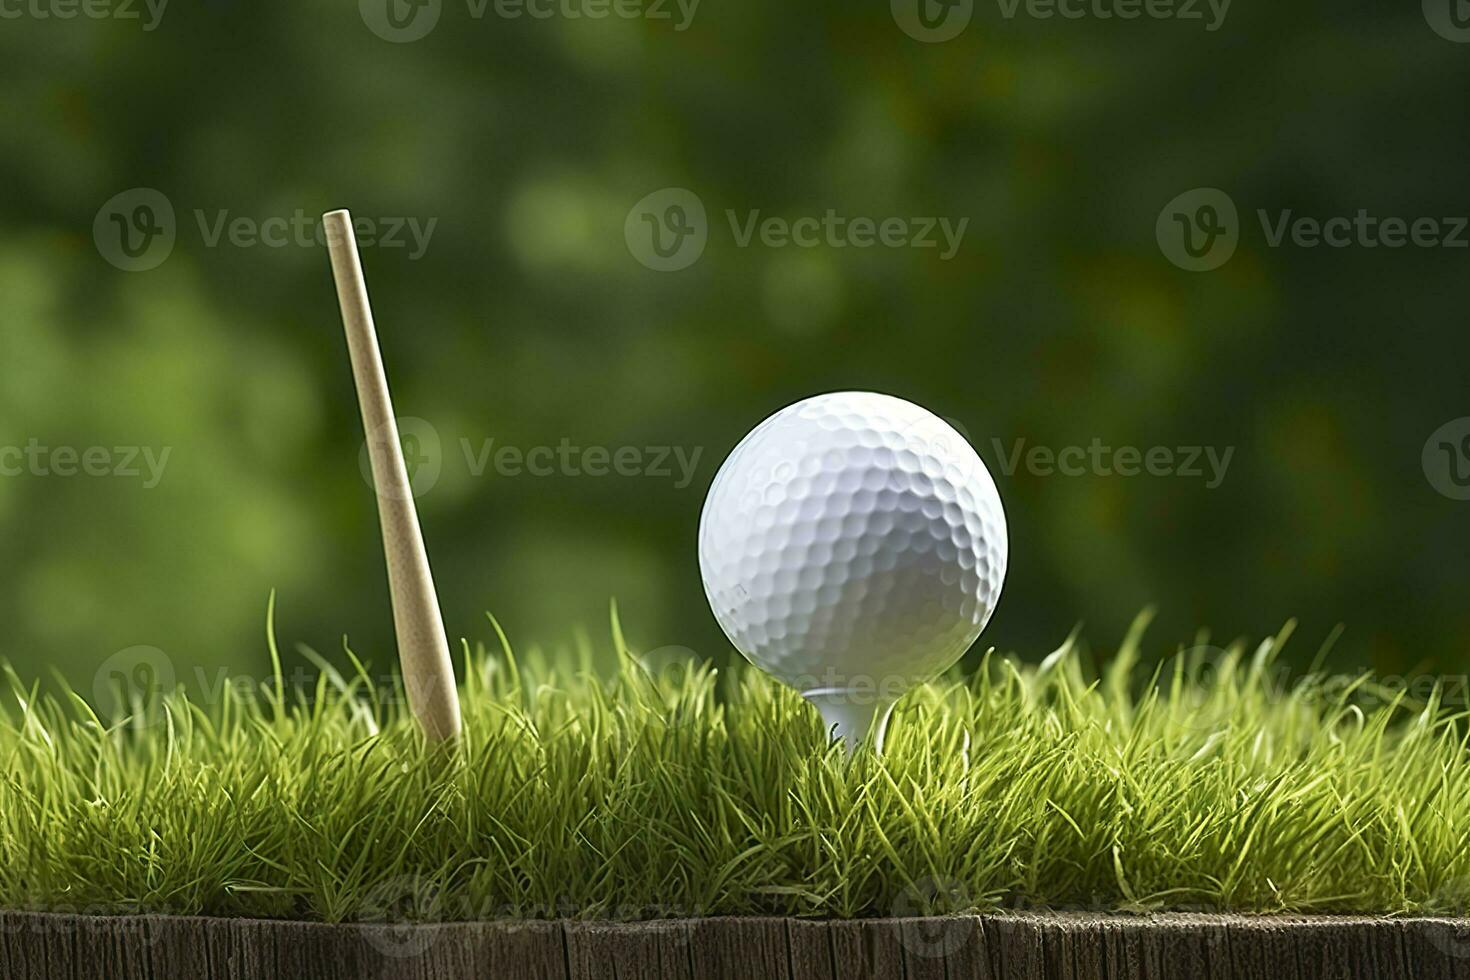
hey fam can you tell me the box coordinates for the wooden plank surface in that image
[0,910,1461,979]
[785,918,835,979]
[564,920,692,980]
[986,914,1046,980]
[687,917,792,980]
[827,919,905,980]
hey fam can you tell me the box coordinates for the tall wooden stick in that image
[323,209,461,741]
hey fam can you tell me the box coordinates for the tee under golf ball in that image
[698,391,1007,749]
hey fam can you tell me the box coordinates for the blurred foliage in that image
[0,0,1466,689]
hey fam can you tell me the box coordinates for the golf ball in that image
[699,392,1007,710]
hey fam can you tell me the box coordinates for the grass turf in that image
[1,605,1468,925]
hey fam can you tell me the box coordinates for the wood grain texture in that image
[323,207,461,743]
[688,917,792,980]
[565,919,692,980]
[0,910,1464,979]
[785,918,835,979]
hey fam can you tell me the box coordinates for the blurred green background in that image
[0,0,1467,692]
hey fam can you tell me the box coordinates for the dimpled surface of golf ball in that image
[699,392,1007,692]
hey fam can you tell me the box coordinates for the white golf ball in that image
[699,391,1007,745]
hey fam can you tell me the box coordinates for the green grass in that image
[0,606,1468,925]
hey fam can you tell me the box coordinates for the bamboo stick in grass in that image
[324,209,462,742]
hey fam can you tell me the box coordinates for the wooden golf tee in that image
[324,209,462,742]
